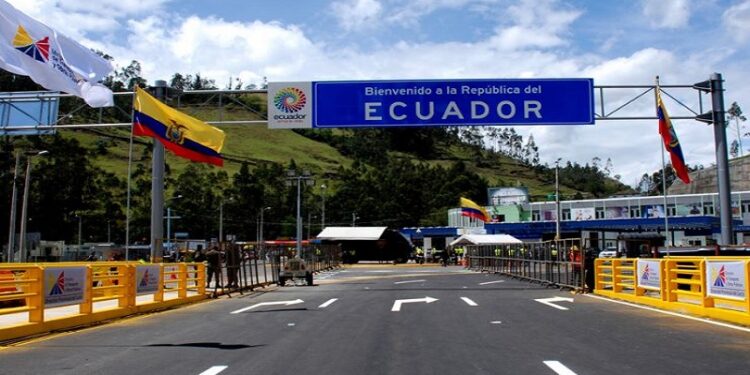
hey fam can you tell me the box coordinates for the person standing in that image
[206,246,222,288]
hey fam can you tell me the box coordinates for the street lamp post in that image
[320,184,326,231]
[555,158,561,243]
[351,212,359,227]
[6,150,20,263]
[77,214,82,260]
[18,150,48,263]
[259,206,271,252]
[286,170,314,258]
[165,195,183,259]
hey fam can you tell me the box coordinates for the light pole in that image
[320,184,326,231]
[259,206,271,253]
[18,150,48,263]
[77,214,82,260]
[286,170,314,258]
[351,212,359,227]
[554,158,561,243]
[6,150,20,263]
[165,195,182,259]
[307,212,317,239]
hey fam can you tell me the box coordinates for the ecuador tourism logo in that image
[13,25,49,62]
[640,264,650,281]
[268,83,312,128]
[274,87,307,113]
[712,265,727,287]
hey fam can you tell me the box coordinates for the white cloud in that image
[723,0,750,42]
[2,0,744,187]
[487,0,582,50]
[641,0,690,29]
[330,0,383,31]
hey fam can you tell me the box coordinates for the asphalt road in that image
[1,265,750,375]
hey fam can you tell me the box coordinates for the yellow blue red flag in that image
[656,90,690,184]
[133,86,225,166]
[460,197,490,222]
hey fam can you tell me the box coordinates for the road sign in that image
[268,79,594,129]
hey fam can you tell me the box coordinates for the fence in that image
[465,239,588,291]
[205,244,340,295]
[0,262,206,342]
[595,257,750,326]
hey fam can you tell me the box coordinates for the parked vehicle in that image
[278,258,313,286]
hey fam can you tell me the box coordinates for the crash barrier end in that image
[0,262,206,343]
[595,257,750,326]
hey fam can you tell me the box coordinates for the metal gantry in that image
[1,74,734,244]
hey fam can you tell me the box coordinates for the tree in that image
[728,102,746,157]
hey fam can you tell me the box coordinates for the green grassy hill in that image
[65,104,630,202]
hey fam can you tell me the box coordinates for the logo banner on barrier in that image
[136,265,160,295]
[706,261,746,300]
[44,267,85,307]
[636,260,661,291]
[268,79,595,129]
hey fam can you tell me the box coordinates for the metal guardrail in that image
[595,257,750,326]
[465,239,588,291]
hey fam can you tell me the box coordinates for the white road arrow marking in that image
[535,297,574,311]
[391,296,438,312]
[460,297,478,306]
[319,298,338,308]
[543,361,578,375]
[479,280,505,285]
[230,299,304,314]
[394,279,426,284]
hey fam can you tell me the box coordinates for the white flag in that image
[0,0,114,107]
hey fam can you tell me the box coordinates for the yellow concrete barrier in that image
[0,262,206,342]
[595,257,750,326]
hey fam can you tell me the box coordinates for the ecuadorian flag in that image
[460,197,490,222]
[133,86,225,166]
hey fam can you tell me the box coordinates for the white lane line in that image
[479,280,505,285]
[584,293,750,333]
[460,297,478,306]
[543,361,577,375]
[199,366,228,375]
[319,298,338,308]
[394,279,426,284]
[490,321,502,324]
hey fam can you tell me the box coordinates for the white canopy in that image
[316,227,388,241]
[449,234,522,247]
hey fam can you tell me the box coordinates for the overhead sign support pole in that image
[694,73,732,245]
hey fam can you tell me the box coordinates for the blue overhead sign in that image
[268,78,594,129]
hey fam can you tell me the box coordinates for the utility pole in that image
[150,80,167,262]
[6,150,20,262]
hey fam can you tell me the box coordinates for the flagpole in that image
[125,89,136,261]
[655,76,670,256]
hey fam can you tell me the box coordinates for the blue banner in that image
[312,79,594,128]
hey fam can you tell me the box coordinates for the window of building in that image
[629,207,641,217]
[667,205,676,216]
[595,208,605,219]
[742,201,750,214]
[532,212,540,221]
[562,209,571,220]
[703,203,715,215]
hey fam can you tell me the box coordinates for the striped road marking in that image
[543,361,577,375]
[460,297,478,306]
[319,298,338,308]
[479,280,505,285]
[394,279,426,284]
[199,366,228,375]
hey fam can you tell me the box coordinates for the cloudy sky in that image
[8,0,750,187]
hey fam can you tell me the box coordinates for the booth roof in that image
[449,234,522,246]
[317,227,388,241]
